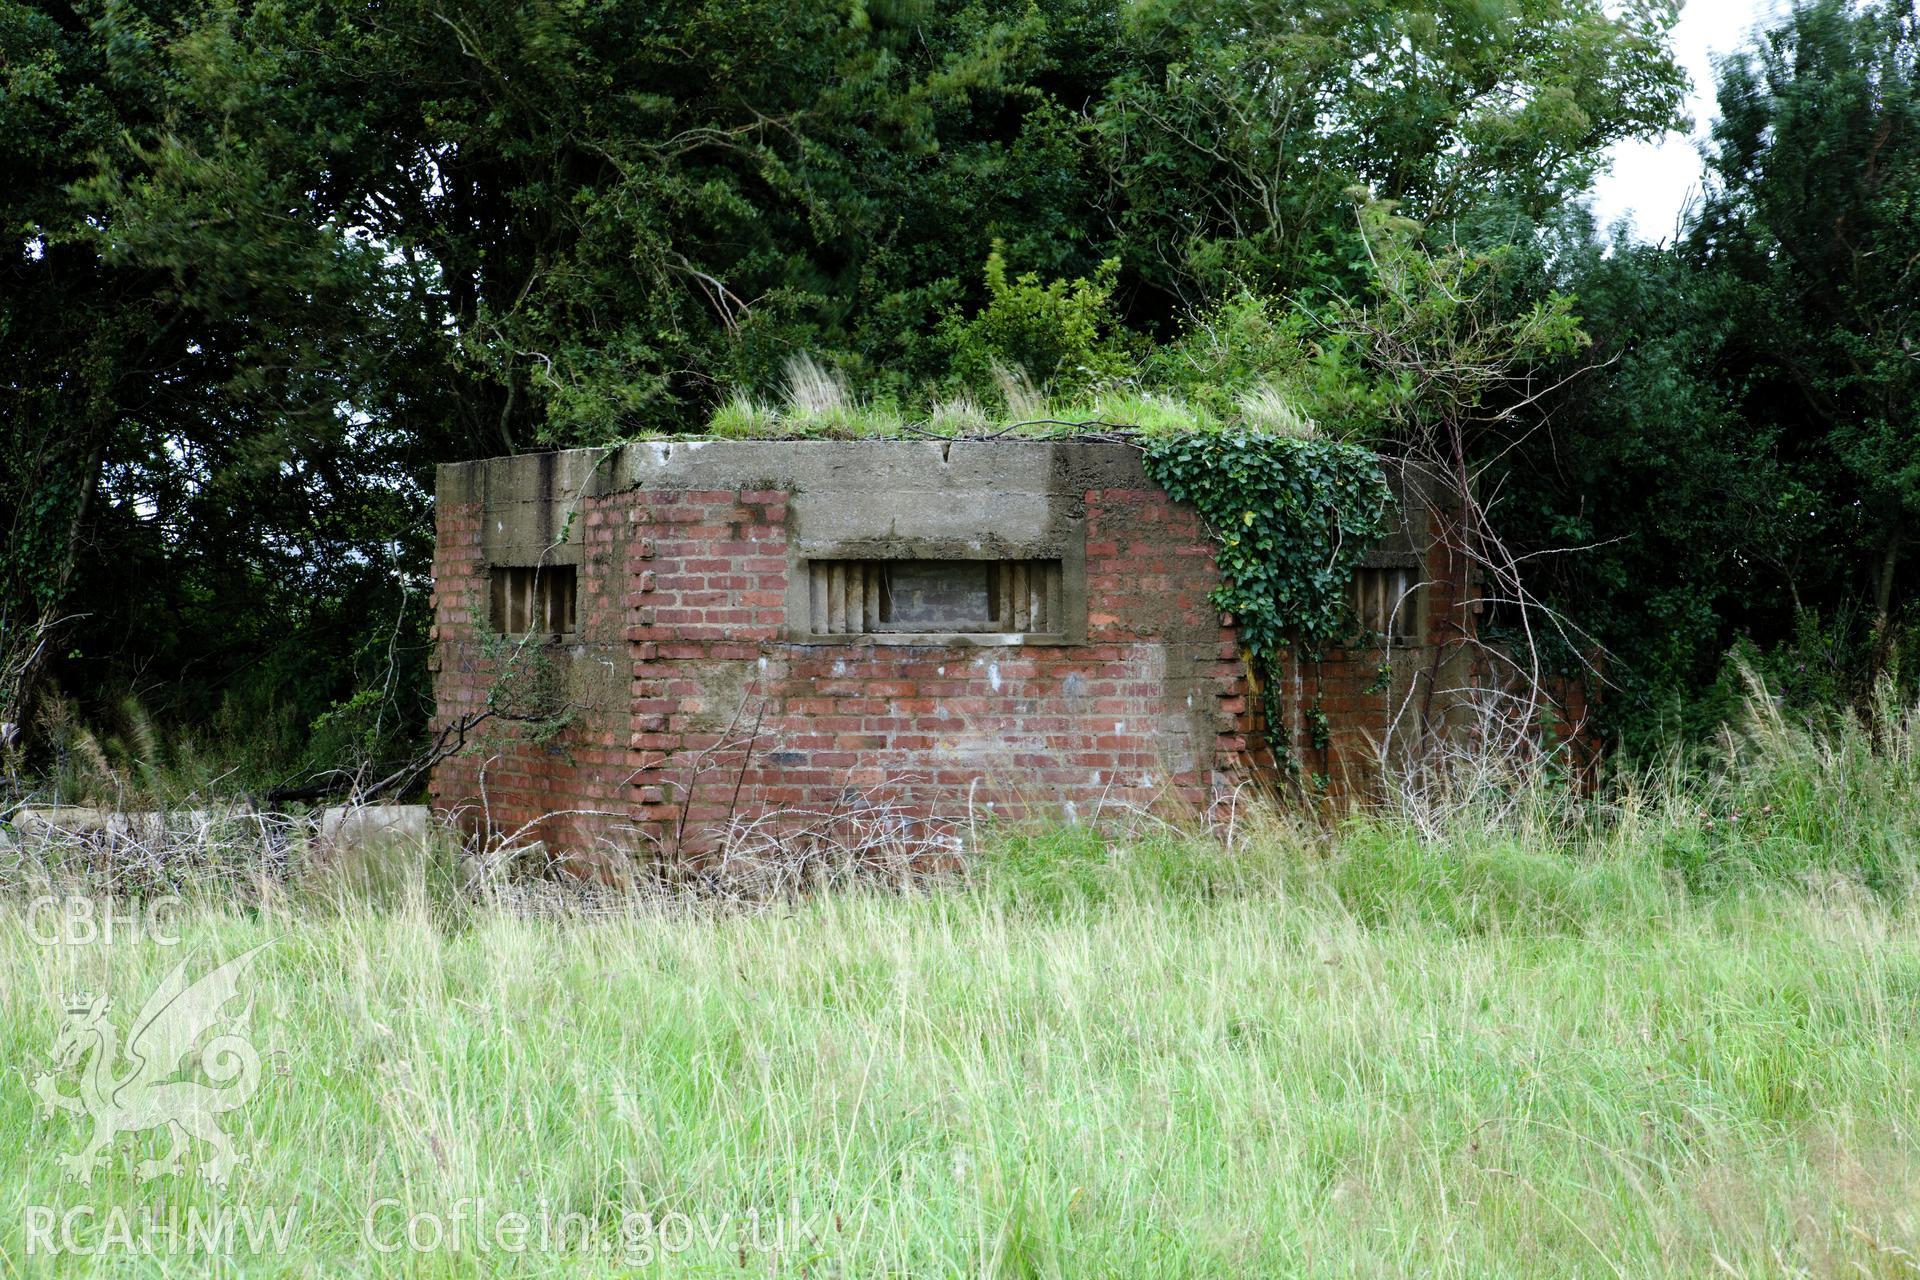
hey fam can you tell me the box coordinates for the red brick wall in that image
[429,489,637,852]
[1305,503,1477,794]
[433,482,1276,855]
[430,467,1479,855]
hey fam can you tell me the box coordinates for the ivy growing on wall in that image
[1141,431,1391,766]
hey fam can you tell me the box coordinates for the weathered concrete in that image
[6,805,257,843]
[316,804,433,849]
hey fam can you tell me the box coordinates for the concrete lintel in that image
[606,438,1150,495]
[795,535,1079,561]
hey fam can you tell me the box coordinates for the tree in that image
[1499,0,1918,744]
[1699,0,1919,639]
[1,0,1687,779]
[1092,0,1687,314]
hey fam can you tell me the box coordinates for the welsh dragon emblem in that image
[33,944,271,1186]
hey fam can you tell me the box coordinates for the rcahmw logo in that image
[33,943,273,1186]
[24,1202,301,1257]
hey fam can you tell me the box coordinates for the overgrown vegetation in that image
[5,2,1918,1268]
[7,684,1920,1273]
[0,0,1912,779]
[1505,0,1920,745]
[1141,432,1390,765]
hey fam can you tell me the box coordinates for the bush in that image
[937,245,1132,399]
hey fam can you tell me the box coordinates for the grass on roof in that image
[626,355,1325,443]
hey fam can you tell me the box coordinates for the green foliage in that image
[1077,389,1219,435]
[0,0,1761,779]
[475,623,577,750]
[971,824,1318,914]
[1143,433,1391,660]
[13,676,1920,1275]
[1143,431,1390,762]
[1334,201,1590,444]
[1501,0,1920,749]
[1493,229,1753,746]
[1326,821,1669,935]
[1698,0,1919,630]
[707,393,782,440]
[1143,202,1590,457]
[1143,292,1384,432]
[1092,0,1686,307]
[937,245,1131,397]
[1652,672,1920,895]
[15,796,1920,1276]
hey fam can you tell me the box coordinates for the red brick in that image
[432,476,1475,851]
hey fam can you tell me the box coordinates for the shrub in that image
[937,245,1131,399]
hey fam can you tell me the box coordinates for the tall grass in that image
[3,681,1920,1275]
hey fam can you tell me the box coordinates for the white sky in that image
[1588,0,1787,241]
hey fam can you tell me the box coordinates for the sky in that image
[1587,0,1785,241]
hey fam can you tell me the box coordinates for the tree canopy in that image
[1501,0,1920,744]
[6,0,1915,783]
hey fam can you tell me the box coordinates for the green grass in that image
[687,393,1167,442]
[658,352,1243,442]
[6,823,1920,1276]
[6,692,1920,1275]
